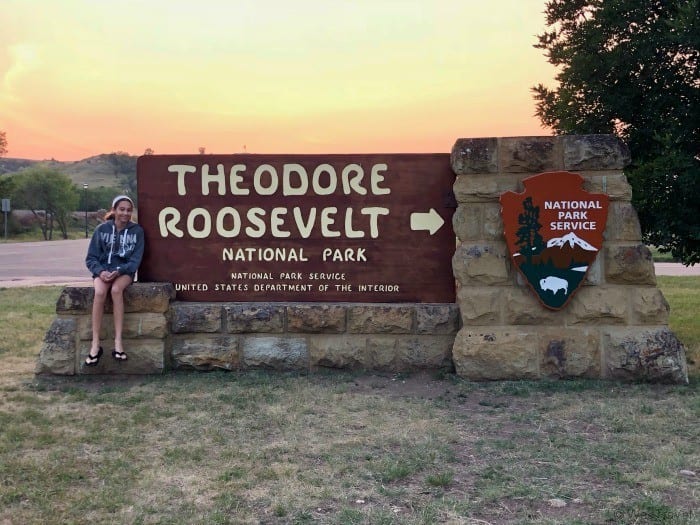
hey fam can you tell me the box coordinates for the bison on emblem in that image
[540,276,568,295]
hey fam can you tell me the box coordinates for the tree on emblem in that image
[516,197,544,266]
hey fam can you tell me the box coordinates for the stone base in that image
[36,288,460,376]
[36,283,175,376]
[452,326,688,384]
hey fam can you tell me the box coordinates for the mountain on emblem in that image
[500,172,609,310]
[547,232,597,251]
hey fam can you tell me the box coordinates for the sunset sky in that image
[1,0,556,161]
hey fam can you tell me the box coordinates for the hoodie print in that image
[99,228,138,260]
[118,230,138,257]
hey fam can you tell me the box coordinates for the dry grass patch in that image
[0,284,698,524]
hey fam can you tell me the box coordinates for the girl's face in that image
[114,200,133,226]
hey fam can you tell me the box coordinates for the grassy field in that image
[648,246,680,263]
[0,282,697,524]
[658,276,700,375]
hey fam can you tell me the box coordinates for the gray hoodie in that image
[85,220,145,279]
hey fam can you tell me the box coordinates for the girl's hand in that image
[100,270,118,282]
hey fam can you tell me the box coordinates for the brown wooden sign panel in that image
[137,154,456,302]
[500,171,609,310]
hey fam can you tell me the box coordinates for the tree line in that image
[0,166,130,240]
[0,133,135,240]
[533,0,698,265]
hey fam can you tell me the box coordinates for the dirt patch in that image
[342,371,455,399]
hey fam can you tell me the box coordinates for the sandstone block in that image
[632,288,670,324]
[78,313,168,340]
[123,283,175,313]
[482,203,504,240]
[347,305,413,334]
[605,244,656,285]
[366,336,399,370]
[580,172,633,201]
[566,287,628,325]
[451,138,498,174]
[603,327,688,384]
[538,328,600,378]
[453,243,510,286]
[242,337,308,370]
[503,286,564,325]
[499,136,563,173]
[452,202,502,242]
[604,202,642,241]
[224,303,285,333]
[584,257,603,285]
[171,336,239,371]
[452,204,481,241]
[457,287,501,325]
[170,303,222,333]
[453,328,539,380]
[56,287,92,314]
[78,339,165,375]
[36,317,77,375]
[563,135,631,170]
[415,304,460,334]
[453,174,521,202]
[396,336,454,371]
[309,335,369,369]
[287,304,346,333]
[56,282,174,315]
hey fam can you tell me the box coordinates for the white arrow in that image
[410,208,444,235]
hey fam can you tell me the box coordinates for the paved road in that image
[0,239,93,288]
[0,239,698,288]
[652,262,700,276]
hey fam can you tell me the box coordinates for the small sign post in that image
[1,198,9,240]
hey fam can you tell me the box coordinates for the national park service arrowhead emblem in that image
[500,171,609,310]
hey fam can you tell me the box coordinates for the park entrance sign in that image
[137,154,456,302]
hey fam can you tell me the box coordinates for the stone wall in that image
[36,283,459,375]
[36,283,175,375]
[169,302,458,372]
[451,135,688,383]
[36,134,689,383]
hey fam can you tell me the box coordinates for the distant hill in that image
[0,153,136,189]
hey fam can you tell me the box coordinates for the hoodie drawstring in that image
[120,228,129,257]
[107,225,129,264]
[107,224,115,265]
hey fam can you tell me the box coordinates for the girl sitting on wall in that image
[84,195,145,366]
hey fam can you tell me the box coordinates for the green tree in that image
[532,0,699,264]
[0,176,16,203]
[516,197,545,265]
[12,167,79,240]
[0,175,16,236]
[107,151,136,174]
[87,186,120,212]
[0,130,7,157]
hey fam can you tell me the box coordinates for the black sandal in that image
[85,346,103,366]
[112,350,128,361]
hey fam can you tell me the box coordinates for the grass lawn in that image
[648,246,680,263]
[0,282,697,524]
[657,276,700,375]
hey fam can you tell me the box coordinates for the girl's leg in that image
[110,274,133,355]
[90,278,111,356]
